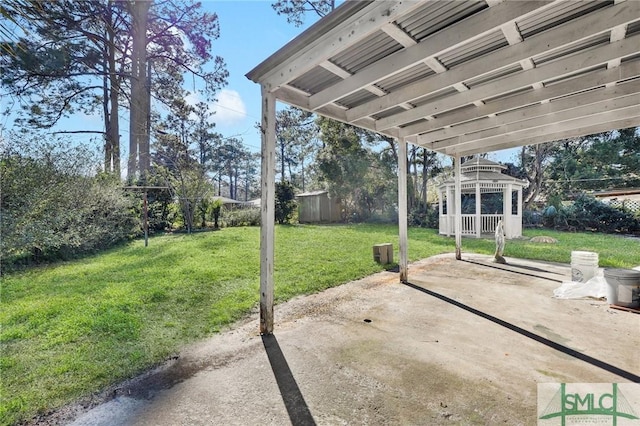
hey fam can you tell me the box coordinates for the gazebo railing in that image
[461,215,476,235]
[481,214,503,233]
[440,214,505,236]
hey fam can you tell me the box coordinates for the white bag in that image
[553,271,607,300]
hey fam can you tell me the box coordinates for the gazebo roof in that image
[247,0,640,157]
[460,157,506,171]
[439,171,527,189]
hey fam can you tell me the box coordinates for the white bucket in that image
[604,268,640,308]
[570,251,599,283]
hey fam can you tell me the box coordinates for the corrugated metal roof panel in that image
[532,32,611,66]
[411,86,459,107]
[621,52,640,64]
[517,1,613,39]
[628,20,640,37]
[371,106,408,120]
[376,62,435,93]
[289,66,343,95]
[543,64,607,86]
[400,118,429,129]
[483,86,533,105]
[396,1,487,42]
[464,63,523,89]
[438,30,508,69]
[335,89,379,109]
[331,30,403,74]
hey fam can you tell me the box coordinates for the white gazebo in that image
[438,157,528,239]
[246,1,640,333]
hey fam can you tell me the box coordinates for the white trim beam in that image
[400,60,640,137]
[443,108,640,155]
[501,22,523,45]
[260,1,425,91]
[381,23,416,48]
[431,96,639,151]
[376,33,640,131]
[454,117,640,156]
[347,1,640,122]
[309,1,553,110]
[417,79,640,144]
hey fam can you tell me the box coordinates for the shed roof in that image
[247,0,640,156]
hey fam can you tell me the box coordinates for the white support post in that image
[260,87,276,335]
[475,184,481,238]
[398,138,408,282]
[454,155,462,260]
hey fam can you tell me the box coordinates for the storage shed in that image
[297,190,342,223]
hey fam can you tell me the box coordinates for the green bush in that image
[409,203,439,228]
[1,138,139,269]
[275,181,296,224]
[222,208,261,227]
[551,194,640,234]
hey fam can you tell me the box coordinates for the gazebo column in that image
[475,184,481,238]
[438,189,443,235]
[446,185,453,237]
[398,137,408,282]
[454,155,462,260]
[259,86,276,335]
[517,186,523,237]
[503,183,513,239]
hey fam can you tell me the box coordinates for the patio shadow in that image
[262,334,316,426]
[402,281,640,382]
[462,258,564,282]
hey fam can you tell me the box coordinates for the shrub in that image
[409,203,438,228]
[275,181,297,224]
[222,208,261,227]
[1,138,139,269]
[551,194,640,234]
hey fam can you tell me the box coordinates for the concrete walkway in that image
[66,254,639,425]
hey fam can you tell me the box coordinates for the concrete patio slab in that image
[66,254,639,425]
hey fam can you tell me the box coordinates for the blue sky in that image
[1,0,518,165]
[194,0,316,153]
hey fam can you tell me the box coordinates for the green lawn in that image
[1,224,638,425]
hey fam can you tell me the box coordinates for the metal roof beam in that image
[308,1,552,110]
[376,33,640,131]
[400,59,640,137]
[417,79,640,144]
[439,107,640,155]
[452,117,640,156]
[347,1,640,122]
[429,95,640,151]
[258,1,424,91]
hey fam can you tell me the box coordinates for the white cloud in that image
[211,89,247,126]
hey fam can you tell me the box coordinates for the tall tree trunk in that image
[128,0,151,180]
[421,148,429,206]
[301,157,305,192]
[106,4,120,176]
[103,56,111,173]
[280,141,286,182]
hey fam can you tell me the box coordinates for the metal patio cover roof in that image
[246,0,640,157]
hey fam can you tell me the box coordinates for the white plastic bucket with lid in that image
[604,268,640,308]
[570,251,599,283]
